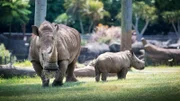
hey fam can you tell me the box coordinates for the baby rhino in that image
[89,50,145,82]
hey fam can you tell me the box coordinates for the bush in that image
[88,23,121,44]
[0,44,16,64]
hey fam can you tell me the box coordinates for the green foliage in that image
[13,60,32,67]
[161,10,180,35]
[54,13,72,24]
[0,44,10,58]
[82,0,110,21]
[46,0,65,22]
[101,0,121,26]
[62,0,110,33]
[0,67,180,101]
[162,10,180,23]
[155,0,180,12]
[133,1,157,23]
[0,0,31,25]
[0,44,16,64]
[64,0,85,19]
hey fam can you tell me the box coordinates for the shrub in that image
[0,44,16,64]
[88,23,121,44]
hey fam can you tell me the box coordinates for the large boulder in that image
[109,41,144,58]
[78,42,110,63]
[109,42,120,52]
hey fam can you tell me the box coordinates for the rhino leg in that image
[32,61,49,87]
[66,60,78,82]
[95,67,100,82]
[95,73,100,82]
[52,60,68,86]
[117,68,128,79]
[101,72,108,81]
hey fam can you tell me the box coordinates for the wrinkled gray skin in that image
[29,21,81,87]
[89,50,145,82]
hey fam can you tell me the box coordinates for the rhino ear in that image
[32,25,39,36]
[54,24,59,31]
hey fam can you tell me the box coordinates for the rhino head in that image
[129,50,145,70]
[32,21,59,71]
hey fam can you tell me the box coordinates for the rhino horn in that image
[49,45,58,62]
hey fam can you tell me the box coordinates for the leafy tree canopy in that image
[0,0,31,25]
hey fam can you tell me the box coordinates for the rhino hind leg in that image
[117,68,128,79]
[101,72,108,81]
[95,67,100,82]
[32,61,49,87]
[66,60,78,82]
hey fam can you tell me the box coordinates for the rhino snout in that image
[43,62,59,71]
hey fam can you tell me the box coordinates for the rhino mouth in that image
[42,70,57,78]
[43,62,59,71]
[42,63,59,78]
[137,66,145,70]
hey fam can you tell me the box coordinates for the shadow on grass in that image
[0,81,87,97]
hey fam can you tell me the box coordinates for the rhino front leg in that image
[31,61,49,87]
[66,60,78,82]
[117,68,128,79]
[52,60,68,86]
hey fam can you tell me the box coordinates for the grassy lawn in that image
[0,67,180,101]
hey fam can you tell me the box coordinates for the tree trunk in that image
[136,34,143,41]
[88,21,94,34]
[22,24,26,38]
[141,38,180,66]
[172,21,179,37]
[79,16,85,34]
[121,0,132,51]
[0,65,36,78]
[34,0,47,27]
[178,20,180,37]
[9,24,12,37]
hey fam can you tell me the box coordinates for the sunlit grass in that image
[0,67,180,101]
[13,60,32,67]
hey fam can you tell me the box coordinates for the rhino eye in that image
[51,37,54,40]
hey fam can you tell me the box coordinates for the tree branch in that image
[135,15,139,30]
[178,20,180,35]
[140,20,149,35]
[172,21,178,36]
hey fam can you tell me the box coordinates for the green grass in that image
[0,67,180,101]
[13,60,32,67]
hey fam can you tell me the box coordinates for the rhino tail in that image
[88,59,97,67]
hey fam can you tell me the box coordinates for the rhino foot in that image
[42,79,49,87]
[66,77,78,82]
[52,80,63,87]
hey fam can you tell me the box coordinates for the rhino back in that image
[56,24,81,63]
[96,52,131,73]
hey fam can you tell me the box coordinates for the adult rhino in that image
[29,21,81,87]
